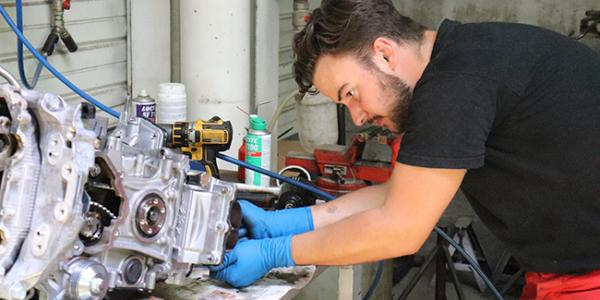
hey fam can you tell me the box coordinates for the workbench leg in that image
[338,265,363,300]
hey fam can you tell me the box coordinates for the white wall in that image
[0,0,127,121]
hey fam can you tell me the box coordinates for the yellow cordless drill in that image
[162,116,233,178]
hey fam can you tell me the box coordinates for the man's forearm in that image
[311,181,390,229]
[292,206,425,266]
[292,164,465,266]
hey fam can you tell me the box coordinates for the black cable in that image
[277,127,294,139]
[337,104,346,145]
[363,260,384,300]
[576,20,599,40]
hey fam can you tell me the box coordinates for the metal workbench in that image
[153,266,319,300]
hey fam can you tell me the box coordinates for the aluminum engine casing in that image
[0,84,236,300]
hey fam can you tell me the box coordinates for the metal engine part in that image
[0,78,237,299]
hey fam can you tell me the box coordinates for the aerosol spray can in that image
[245,115,271,187]
[132,90,156,122]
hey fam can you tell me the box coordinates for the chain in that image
[90,201,117,220]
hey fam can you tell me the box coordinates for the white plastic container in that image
[296,93,339,152]
[157,83,187,124]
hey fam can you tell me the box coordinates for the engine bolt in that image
[89,164,101,177]
[215,222,228,232]
[89,277,106,294]
[207,254,215,262]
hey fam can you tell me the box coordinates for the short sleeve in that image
[397,73,497,169]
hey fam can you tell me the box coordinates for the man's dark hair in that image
[293,0,427,94]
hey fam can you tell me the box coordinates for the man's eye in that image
[346,91,353,98]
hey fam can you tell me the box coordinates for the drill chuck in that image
[168,121,193,147]
[162,116,233,150]
[160,116,233,178]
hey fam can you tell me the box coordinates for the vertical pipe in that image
[51,0,64,32]
[337,104,346,145]
[130,0,171,98]
[170,0,181,83]
[126,0,133,96]
[254,0,279,171]
[292,0,310,121]
[249,0,257,114]
[292,0,310,33]
[180,1,252,168]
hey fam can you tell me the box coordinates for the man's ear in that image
[372,37,397,71]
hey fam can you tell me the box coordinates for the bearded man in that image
[211,1,600,298]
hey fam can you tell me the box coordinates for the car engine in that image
[0,79,238,299]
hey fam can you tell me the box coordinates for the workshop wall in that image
[0,0,127,120]
[336,0,600,140]
[392,0,600,36]
[278,0,600,142]
[393,0,600,56]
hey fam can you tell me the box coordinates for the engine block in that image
[0,83,237,300]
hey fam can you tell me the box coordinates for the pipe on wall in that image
[254,0,280,172]
[180,1,253,168]
[129,0,171,98]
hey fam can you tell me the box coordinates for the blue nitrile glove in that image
[209,235,295,288]
[238,200,314,239]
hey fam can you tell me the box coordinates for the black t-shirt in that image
[397,19,600,274]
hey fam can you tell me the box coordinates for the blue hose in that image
[216,153,336,201]
[16,0,44,89]
[435,227,503,300]
[216,153,384,300]
[16,0,30,89]
[0,4,119,118]
[0,5,502,298]
[218,153,503,300]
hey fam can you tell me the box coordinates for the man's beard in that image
[368,65,412,133]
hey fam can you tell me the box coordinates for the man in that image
[211,0,600,298]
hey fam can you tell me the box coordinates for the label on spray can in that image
[245,115,271,187]
[132,90,156,122]
[135,103,156,122]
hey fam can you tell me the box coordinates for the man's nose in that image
[346,101,367,126]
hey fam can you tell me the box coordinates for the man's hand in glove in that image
[238,200,313,239]
[210,235,295,288]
